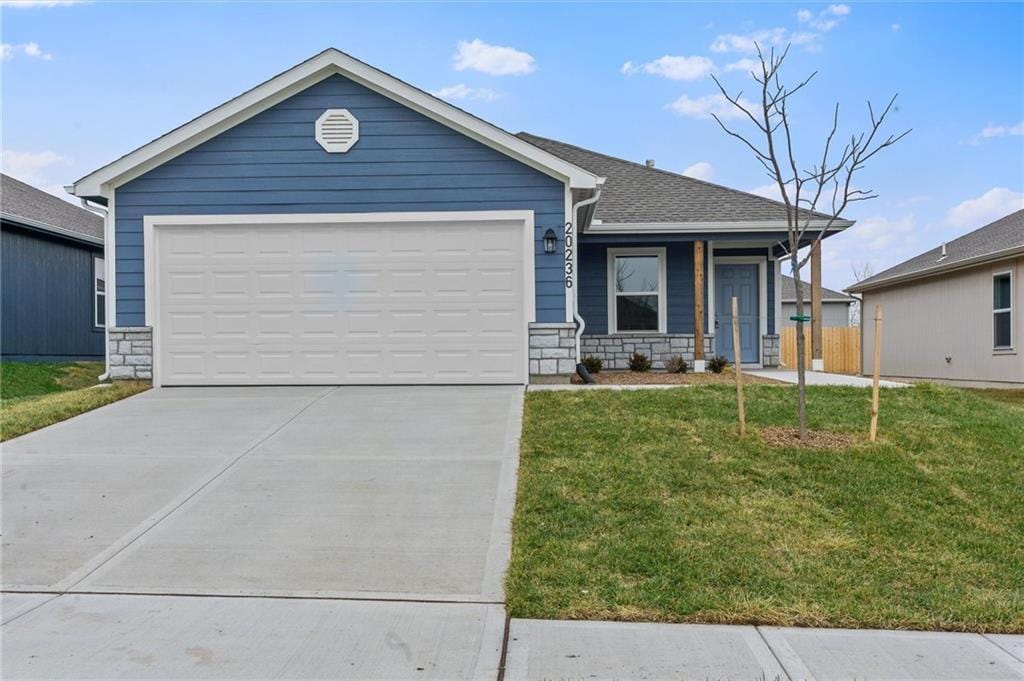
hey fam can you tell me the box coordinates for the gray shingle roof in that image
[781,275,855,302]
[516,132,845,226]
[848,209,1024,292]
[1,174,103,241]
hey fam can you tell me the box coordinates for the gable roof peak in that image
[72,48,597,200]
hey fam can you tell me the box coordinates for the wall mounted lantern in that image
[543,228,557,254]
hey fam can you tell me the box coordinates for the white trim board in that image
[606,247,668,334]
[72,49,597,199]
[710,255,768,366]
[143,210,536,388]
[587,219,853,234]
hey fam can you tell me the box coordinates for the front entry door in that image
[716,263,759,364]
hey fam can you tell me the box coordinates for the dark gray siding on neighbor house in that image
[113,74,567,326]
[1,224,104,360]
[579,240,777,335]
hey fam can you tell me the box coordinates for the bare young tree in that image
[848,261,876,326]
[710,44,909,439]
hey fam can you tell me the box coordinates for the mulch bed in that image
[573,370,785,386]
[759,426,858,449]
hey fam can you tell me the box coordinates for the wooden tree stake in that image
[869,304,883,442]
[732,296,746,436]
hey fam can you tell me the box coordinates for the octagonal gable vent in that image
[315,109,359,153]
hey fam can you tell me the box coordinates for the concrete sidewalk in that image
[749,369,909,387]
[505,619,1024,681]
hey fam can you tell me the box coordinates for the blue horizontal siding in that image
[114,73,566,326]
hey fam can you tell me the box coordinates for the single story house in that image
[69,48,851,386]
[780,275,855,327]
[1,174,105,362]
[848,209,1023,388]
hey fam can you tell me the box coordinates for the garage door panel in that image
[156,218,528,385]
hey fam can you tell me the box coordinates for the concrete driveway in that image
[2,385,522,679]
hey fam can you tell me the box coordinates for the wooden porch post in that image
[694,240,706,371]
[810,239,823,371]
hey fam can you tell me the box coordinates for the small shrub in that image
[664,355,688,374]
[628,352,652,372]
[581,355,603,374]
[707,355,729,373]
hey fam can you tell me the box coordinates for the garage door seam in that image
[50,387,338,596]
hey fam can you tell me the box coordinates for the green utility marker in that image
[789,315,811,322]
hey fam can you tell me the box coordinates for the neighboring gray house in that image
[780,275,855,327]
[68,48,851,386]
[849,209,1023,388]
[1,174,105,362]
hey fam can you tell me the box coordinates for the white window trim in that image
[93,256,106,329]
[709,255,768,367]
[606,247,667,334]
[993,269,1013,351]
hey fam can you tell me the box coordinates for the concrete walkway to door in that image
[749,368,910,387]
[2,385,522,679]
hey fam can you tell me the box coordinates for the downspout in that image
[570,183,603,383]
[77,193,111,382]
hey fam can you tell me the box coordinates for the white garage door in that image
[151,213,531,386]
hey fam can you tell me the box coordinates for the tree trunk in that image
[791,250,808,439]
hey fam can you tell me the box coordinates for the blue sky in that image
[2,1,1022,289]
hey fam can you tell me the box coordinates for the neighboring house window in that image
[608,248,666,333]
[993,271,1012,349]
[94,257,106,328]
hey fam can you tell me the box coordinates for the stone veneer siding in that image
[108,326,153,380]
[580,334,715,370]
[762,334,780,367]
[529,322,577,380]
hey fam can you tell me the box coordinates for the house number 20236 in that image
[564,221,574,289]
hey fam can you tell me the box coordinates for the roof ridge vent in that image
[645,159,656,168]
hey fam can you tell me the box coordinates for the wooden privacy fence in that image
[780,327,861,374]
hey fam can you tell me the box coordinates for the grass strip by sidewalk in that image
[1,362,150,441]
[507,383,1024,633]
[1,381,149,441]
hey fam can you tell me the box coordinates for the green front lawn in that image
[508,384,1024,633]
[1,362,148,441]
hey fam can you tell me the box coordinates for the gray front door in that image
[716,264,759,364]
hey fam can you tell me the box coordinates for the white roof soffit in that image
[72,48,598,198]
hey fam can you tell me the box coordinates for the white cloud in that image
[946,187,1024,228]
[725,58,758,73]
[665,93,756,120]
[1,149,70,182]
[682,162,715,181]
[431,84,502,102]
[453,39,535,76]
[798,4,850,32]
[1,41,53,60]
[969,121,1024,145]
[0,0,85,6]
[710,28,789,53]
[621,55,715,81]
[820,213,920,287]
[715,5,850,55]
[891,23,901,32]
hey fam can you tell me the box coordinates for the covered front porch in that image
[576,232,827,371]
